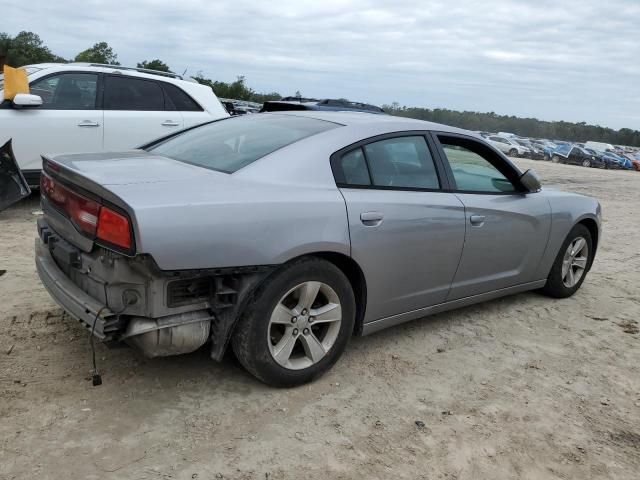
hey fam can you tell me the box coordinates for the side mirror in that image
[12,93,43,108]
[520,169,541,193]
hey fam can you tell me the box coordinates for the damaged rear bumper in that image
[35,238,118,341]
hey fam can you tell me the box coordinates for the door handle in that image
[77,120,100,127]
[162,120,180,126]
[470,215,486,226]
[360,211,384,226]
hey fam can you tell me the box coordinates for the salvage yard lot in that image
[1,158,639,479]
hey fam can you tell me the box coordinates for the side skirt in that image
[361,279,547,336]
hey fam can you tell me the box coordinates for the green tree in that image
[137,59,170,72]
[0,31,66,67]
[193,73,281,103]
[74,41,119,65]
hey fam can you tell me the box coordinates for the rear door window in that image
[162,82,203,111]
[104,76,164,111]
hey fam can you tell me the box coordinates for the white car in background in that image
[0,63,229,185]
[486,135,530,157]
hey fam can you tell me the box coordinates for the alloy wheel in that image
[267,281,342,370]
[561,237,589,288]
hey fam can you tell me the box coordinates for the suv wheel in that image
[541,224,593,298]
[232,257,355,387]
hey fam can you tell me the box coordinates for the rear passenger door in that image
[102,75,184,150]
[332,134,466,323]
[433,134,551,299]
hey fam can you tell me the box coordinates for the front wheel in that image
[508,148,518,157]
[541,224,593,298]
[551,155,561,164]
[582,159,591,167]
[232,257,355,387]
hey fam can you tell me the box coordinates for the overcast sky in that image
[5,0,640,129]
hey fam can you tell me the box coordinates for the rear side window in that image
[104,76,164,111]
[334,135,440,190]
[162,83,203,111]
[146,114,339,173]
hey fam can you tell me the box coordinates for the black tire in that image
[508,148,518,157]
[541,224,593,298]
[232,257,356,387]
[551,155,561,163]
[582,159,591,168]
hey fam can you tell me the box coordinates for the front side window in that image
[147,114,339,173]
[104,76,164,111]
[29,73,98,109]
[439,138,517,193]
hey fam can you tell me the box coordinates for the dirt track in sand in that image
[1,158,639,479]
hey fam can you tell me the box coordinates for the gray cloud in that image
[5,0,639,129]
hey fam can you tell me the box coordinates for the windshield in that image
[0,66,43,90]
[147,114,340,173]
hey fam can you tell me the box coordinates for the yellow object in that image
[3,65,29,100]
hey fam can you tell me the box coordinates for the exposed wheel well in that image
[307,252,367,336]
[577,218,599,270]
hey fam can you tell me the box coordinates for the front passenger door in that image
[7,72,102,172]
[435,135,552,300]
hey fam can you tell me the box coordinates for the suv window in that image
[439,137,517,193]
[364,136,440,189]
[104,76,164,111]
[162,82,203,112]
[29,73,98,110]
[146,114,339,173]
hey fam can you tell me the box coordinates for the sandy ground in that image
[1,158,639,480]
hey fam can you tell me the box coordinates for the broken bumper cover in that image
[35,238,116,340]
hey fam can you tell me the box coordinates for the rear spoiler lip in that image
[41,155,140,257]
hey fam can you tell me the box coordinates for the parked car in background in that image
[585,141,616,153]
[0,63,229,185]
[514,138,544,159]
[486,135,530,157]
[551,145,604,168]
[33,112,600,386]
[584,148,625,169]
[262,97,385,114]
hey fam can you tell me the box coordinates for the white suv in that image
[0,63,229,185]
[486,135,530,157]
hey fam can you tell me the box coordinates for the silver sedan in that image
[35,112,601,386]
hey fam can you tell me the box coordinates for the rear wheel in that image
[232,257,355,387]
[541,224,593,298]
[508,148,518,157]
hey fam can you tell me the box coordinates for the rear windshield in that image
[146,114,339,173]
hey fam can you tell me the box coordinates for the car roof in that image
[266,110,472,136]
[22,62,197,84]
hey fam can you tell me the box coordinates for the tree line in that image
[1,31,639,146]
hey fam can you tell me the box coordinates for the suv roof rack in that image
[87,64,185,80]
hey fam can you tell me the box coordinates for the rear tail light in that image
[97,207,132,250]
[41,171,133,252]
